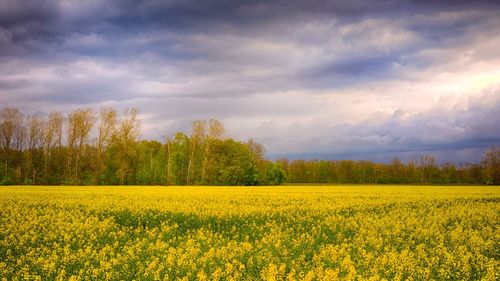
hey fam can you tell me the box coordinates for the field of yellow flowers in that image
[0,185,498,280]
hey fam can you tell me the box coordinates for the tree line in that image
[0,107,285,186]
[0,106,498,186]
[278,148,499,185]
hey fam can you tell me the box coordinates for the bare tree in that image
[43,111,64,182]
[13,123,27,183]
[389,158,404,183]
[0,108,24,180]
[26,115,45,184]
[420,154,437,183]
[482,145,500,185]
[201,119,225,183]
[247,138,265,160]
[66,117,77,182]
[186,120,206,184]
[116,108,140,185]
[94,107,118,184]
[247,138,266,183]
[67,108,96,185]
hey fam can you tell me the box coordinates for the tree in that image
[115,108,140,185]
[13,123,27,184]
[43,111,64,184]
[136,140,165,185]
[26,115,45,184]
[0,108,24,182]
[247,139,270,184]
[264,162,286,185]
[201,119,225,184]
[186,120,206,185]
[388,158,404,183]
[166,133,190,185]
[94,107,118,184]
[420,155,438,183]
[67,108,96,185]
[165,136,174,185]
[208,139,257,185]
[482,145,500,185]
[441,162,458,184]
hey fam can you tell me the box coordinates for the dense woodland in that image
[0,107,499,185]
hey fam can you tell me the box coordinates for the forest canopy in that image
[0,107,498,185]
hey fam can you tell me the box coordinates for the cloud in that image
[266,85,500,161]
[1,0,500,162]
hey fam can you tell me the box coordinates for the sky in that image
[1,0,500,163]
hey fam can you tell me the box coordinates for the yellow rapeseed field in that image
[0,185,498,280]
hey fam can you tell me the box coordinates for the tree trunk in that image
[75,153,80,186]
[44,148,49,184]
[201,141,209,184]
[75,139,84,185]
[32,150,36,184]
[94,146,102,185]
[166,140,172,185]
[3,151,7,180]
[186,141,195,185]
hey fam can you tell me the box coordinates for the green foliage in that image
[0,176,14,185]
[264,162,286,185]
[208,139,257,186]
[136,140,166,185]
[282,157,492,185]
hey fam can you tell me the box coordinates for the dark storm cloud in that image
[2,0,498,53]
[308,54,406,86]
[0,0,58,29]
[1,0,500,162]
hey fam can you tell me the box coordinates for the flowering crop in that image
[0,185,498,280]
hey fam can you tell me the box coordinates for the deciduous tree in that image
[26,115,45,184]
[482,145,500,185]
[0,108,24,183]
[186,120,206,185]
[201,119,225,184]
[43,111,64,183]
[115,108,140,185]
[94,107,118,184]
[67,108,96,184]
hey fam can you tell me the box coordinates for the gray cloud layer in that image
[1,0,500,163]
